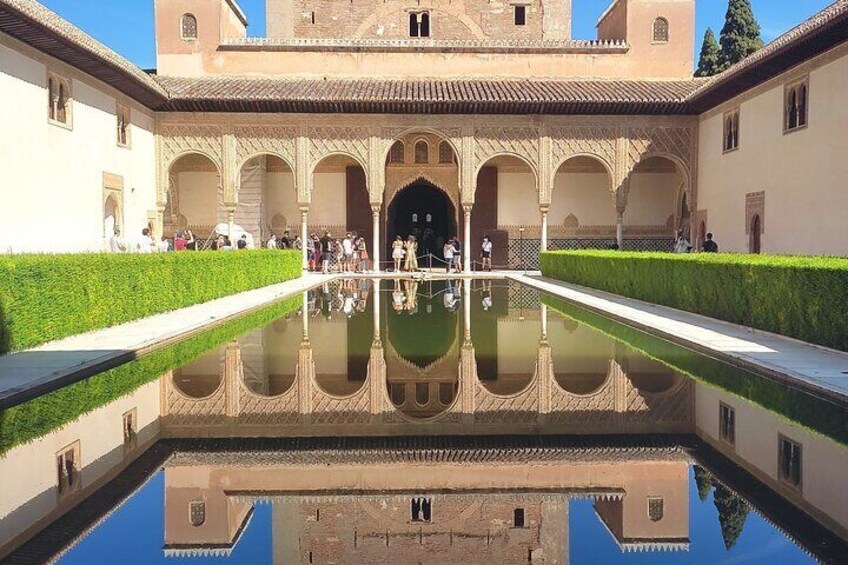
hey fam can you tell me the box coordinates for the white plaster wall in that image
[177,171,220,227]
[0,381,160,551]
[551,173,616,226]
[0,39,157,253]
[310,172,346,227]
[624,172,679,227]
[695,382,848,536]
[697,50,848,255]
[497,172,539,226]
[265,171,298,231]
[263,318,301,376]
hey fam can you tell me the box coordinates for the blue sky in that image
[38,0,836,70]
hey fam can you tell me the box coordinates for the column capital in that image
[540,205,550,214]
[371,204,381,215]
[462,204,473,215]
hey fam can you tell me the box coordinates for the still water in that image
[0,279,845,564]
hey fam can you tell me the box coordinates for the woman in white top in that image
[481,236,493,271]
[391,236,405,272]
[443,241,455,274]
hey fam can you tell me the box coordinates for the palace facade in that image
[0,0,846,260]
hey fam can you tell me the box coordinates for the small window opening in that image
[414,140,429,164]
[56,444,80,496]
[389,141,405,164]
[514,5,527,26]
[514,508,525,528]
[122,409,137,450]
[438,141,454,164]
[411,497,432,522]
[779,436,802,488]
[311,11,316,25]
[723,111,739,152]
[785,81,809,132]
[719,403,735,445]
[181,14,198,40]
[653,17,669,43]
[410,12,430,38]
[415,382,429,406]
[117,105,130,147]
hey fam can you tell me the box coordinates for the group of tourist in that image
[674,231,720,254]
[266,230,302,251]
[307,231,370,274]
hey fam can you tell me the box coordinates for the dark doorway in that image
[750,214,762,254]
[387,181,456,260]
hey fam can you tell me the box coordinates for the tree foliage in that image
[719,0,764,70]
[696,28,722,77]
[694,465,714,501]
[713,483,750,550]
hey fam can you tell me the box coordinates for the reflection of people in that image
[392,279,405,312]
[403,280,419,314]
[404,236,418,272]
[482,281,493,311]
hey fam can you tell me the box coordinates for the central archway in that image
[387,181,457,259]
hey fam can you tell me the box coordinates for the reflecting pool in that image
[0,279,846,564]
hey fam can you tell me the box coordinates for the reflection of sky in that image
[58,467,813,564]
[570,467,813,564]
[58,472,272,565]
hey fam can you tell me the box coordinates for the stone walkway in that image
[509,274,848,404]
[0,274,334,410]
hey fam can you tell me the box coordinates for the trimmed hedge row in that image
[540,251,848,352]
[542,294,848,446]
[0,295,301,454]
[0,250,301,354]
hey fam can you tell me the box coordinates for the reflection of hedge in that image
[0,296,300,454]
[0,250,301,354]
[542,294,848,446]
[540,251,848,351]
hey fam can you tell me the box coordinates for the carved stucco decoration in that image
[310,384,372,425]
[548,126,617,202]
[234,126,298,172]
[474,376,539,425]
[385,168,461,211]
[627,127,693,175]
[158,124,224,203]
[237,380,301,426]
[474,126,540,174]
[308,126,370,174]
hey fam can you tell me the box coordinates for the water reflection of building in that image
[162,281,693,436]
[162,445,691,564]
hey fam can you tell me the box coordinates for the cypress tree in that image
[693,465,714,501]
[713,483,750,550]
[719,0,764,70]
[695,28,722,77]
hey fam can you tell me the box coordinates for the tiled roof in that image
[0,0,167,107]
[689,0,848,111]
[155,76,705,115]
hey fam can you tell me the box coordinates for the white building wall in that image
[551,172,616,226]
[696,46,848,256]
[497,172,538,226]
[0,36,157,254]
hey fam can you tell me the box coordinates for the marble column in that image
[371,205,381,273]
[300,206,309,270]
[226,208,236,241]
[541,303,548,340]
[373,279,381,341]
[463,205,472,273]
[301,291,310,341]
[616,209,624,250]
[540,206,550,253]
[463,278,472,341]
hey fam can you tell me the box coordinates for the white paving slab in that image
[509,274,848,403]
[0,274,334,409]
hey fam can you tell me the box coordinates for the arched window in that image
[438,141,454,164]
[420,12,430,38]
[116,105,130,147]
[48,77,56,121]
[389,141,405,164]
[410,12,430,38]
[57,82,67,123]
[514,508,526,528]
[181,14,198,40]
[415,382,429,406]
[653,17,669,43]
[390,382,405,406]
[409,13,419,37]
[785,80,809,132]
[414,140,429,164]
[48,74,71,125]
[723,110,739,152]
[439,382,453,405]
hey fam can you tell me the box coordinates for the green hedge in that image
[0,296,300,454]
[0,250,301,354]
[540,251,848,352]
[542,294,848,446]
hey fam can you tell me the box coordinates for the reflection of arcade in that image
[164,280,692,436]
[162,443,690,562]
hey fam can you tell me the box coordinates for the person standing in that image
[266,234,278,249]
[702,233,719,253]
[306,234,316,271]
[320,231,333,274]
[674,230,692,254]
[174,231,187,251]
[292,235,302,251]
[357,237,369,272]
[452,237,463,272]
[404,236,418,272]
[311,234,321,271]
[137,228,154,253]
[109,229,127,253]
[392,236,405,272]
[184,229,196,251]
[280,230,291,249]
[481,236,493,272]
[443,240,455,273]
[158,235,171,252]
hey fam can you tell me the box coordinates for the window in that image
[311,11,316,25]
[390,382,405,406]
[778,436,802,488]
[116,104,131,147]
[514,5,527,26]
[389,141,405,164]
[56,442,80,497]
[411,497,432,522]
[785,80,809,132]
[514,508,525,528]
[653,17,669,43]
[48,74,71,127]
[439,382,454,405]
[438,141,454,164]
[415,382,429,405]
[409,12,430,38]
[648,497,664,522]
[181,14,198,40]
[414,140,429,164]
[123,409,137,451]
[719,403,735,446]
[189,501,206,526]
[723,110,739,152]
